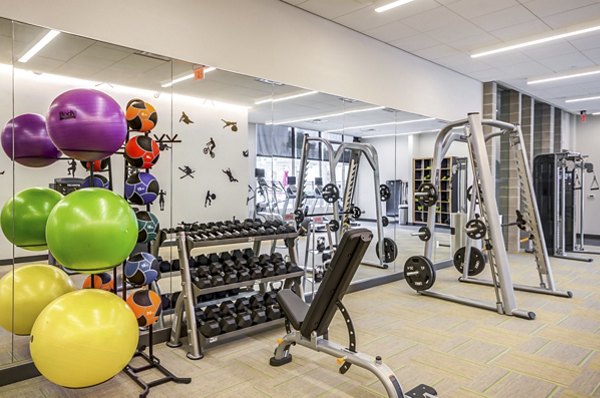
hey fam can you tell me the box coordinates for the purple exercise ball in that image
[46,89,127,162]
[1,113,61,167]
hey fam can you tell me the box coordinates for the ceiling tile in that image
[434,53,496,72]
[470,5,538,31]
[568,34,600,51]
[22,56,64,72]
[427,23,487,42]
[523,0,600,18]
[37,35,94,62]
[364,21,419,42]
[536,51,596,71]
[488,19,551,41]
[400,6,469,32]
[541,3,600,28]
[525,42,582,59]
[413,44,462,59]
[446,0,518,19]
[282,0,309,5]
[448,33,502,52]
[78,43,133,62]
[584,47,600,62]
[389,34,440,51]
[296,0,369,19]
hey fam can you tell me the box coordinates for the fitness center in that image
[0,1,599,397]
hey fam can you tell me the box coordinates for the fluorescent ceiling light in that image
[528,68,600,85]
[161,67,216,87]
[266,106,385,126]
[375,0,415,13]
[323,118,436,133]
[565,95,600,103]
[18,30,60,63]
[255,90,318,105]
[471,23,600,58]
[592,112,600,115]
[365,129,439,138]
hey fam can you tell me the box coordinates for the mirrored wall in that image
[0,17,460,369]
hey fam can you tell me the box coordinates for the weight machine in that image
[405,113,571,320]
[574,160,600,255]
[294,134,395,269]
[534,152,599,260]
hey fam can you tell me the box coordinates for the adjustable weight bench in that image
[270,229,437,398]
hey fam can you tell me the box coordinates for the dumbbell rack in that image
[167,231,304,360]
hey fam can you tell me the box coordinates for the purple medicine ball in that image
[1,113,61,167]
[46,89,127,162]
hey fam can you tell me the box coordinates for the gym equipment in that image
[82,272,114,291]
[136,210,160,244]
[124,252,160,286]
[125,172,160,205]
[124,135,160,169]
[1,187,63,251]
[375,237,398,263]
[0,264,74,335]
[404,256,436,292]
[534,152,598,260]
[1,113,61,167]
[293,205,363,224]
[409,113,571,320]
[81,174,110,189]
[46,88,127,161]
[379,184,391,201]
[411,226,431,242]
[415,182,438,207]
[271,229,437,398]
[453,247,486,276]
[125,99,158,132]
[46,188,137,273]
[81,158,109,171]
[126,289,162,327]
[30,289,138,388]
[295,134,389,268]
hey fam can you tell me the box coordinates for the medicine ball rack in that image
[159,228,304,360]
[405,113,571,320]
[294,134,395,268]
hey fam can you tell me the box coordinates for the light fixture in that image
[255,90,318,105]
[566,95,600,103]
[161,67,216,87]
[364,129,440,138]
[375,0,415,13]
[323,118,436,133]
[471,23,600,58]
[18,30,60,63]
[266,106,385,126]
[528,67,600,85]
[592,112,600,115]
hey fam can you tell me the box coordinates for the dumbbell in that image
[196,254,210,266]
[247,256,259,267]
[273,261,287,275]
[237,267,251,281]
[234,257,248,268]
[258,254,271,265]
[232,249,244,259]
[243,248,255,259]
[271,252,284,262]
[286,262,302,273]
[220,252,232,262]
[264,291,278,307]
[261,263,275,277]
[209,262,223,275]
[208,253,220,263]
[205,304,236,334]
[235,310,253,329]
[171,259,181,271]
[198,319,221,337]
[235,297,250,312]
[248,266,262,280]
[222,259,237,272]
[250,307,267,324]
[266,305,282,320]
[220,301,251,329]
[222,270,238,284]
[249,294,265,309]
[193,275,211,289]
[159,260,172,273]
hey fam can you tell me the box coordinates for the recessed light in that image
[18,30,60,63]
[471,22,600,58]
[255,90,318,105]
[375,0,415,13]
[592,112,600,115]
[266,106,385,126]
[322,118,436,133]
[255,77,284,86]
[565,95,600,103]
[528,67,600,85]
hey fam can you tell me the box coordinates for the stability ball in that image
[0,264,74,335]
[46,188,137,273]
[30,289,138,388]
[1,113,61,167]
[46,89,127,161]
[1,187,63,251]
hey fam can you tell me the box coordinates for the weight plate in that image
[453,246,486,276]
[465,219,487,240]
[375,237,398,263]
[382,216,389,227]
[418,226,431,242]
[466,185,479,204]
[379,184,391,202]
[328,219,340,232]
[322,183,340,204]
[293,209,305,224]
[351,206,362,219]
[404,256,436,292]
[416,182,438,207]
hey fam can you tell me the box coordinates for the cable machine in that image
[404,113,571,320]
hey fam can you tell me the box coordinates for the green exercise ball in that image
[46,188,137,273]
[0,187,63,251]
[0,263,75,335]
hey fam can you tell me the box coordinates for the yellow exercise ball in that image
[30,289,139,388]
[0,264,74,335]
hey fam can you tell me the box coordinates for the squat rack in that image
[407,113,571,320]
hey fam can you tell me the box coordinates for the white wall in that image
[0,67,248,260]
[0,0,482,122]
[575,116,600,235]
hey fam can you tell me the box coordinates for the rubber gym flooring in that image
[1,247,600,397]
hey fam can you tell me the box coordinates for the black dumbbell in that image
[159,260,172,273]
[273,262,287,275]
[196,265,210,277]
[286,262,302,273]
[271,252,284,262]
[235,311,252,329]
[171,259,181,271]
[188,257,198,268]
[248,267,262,280]
[266,305,282,320]
[223,270,238,284]
[264,291,278,306]
[208,253,220,264]
[209,262,223,275]
[219,301,236,315]
[199,320,220,337]
[249,294,265,309]
[211,274,224,286]
[247,256,259,267]
[222,259,237,272]
[258,254,271,265]
[235,297,250,312]
[262,264,275,277]
[238,267,251,281]
[243,248,255,259]
[194,276,211,289]
[220,252,232,262]
[250,308,267,324]
[197,254,210,265]
[232,249,244,259]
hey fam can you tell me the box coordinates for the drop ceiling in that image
[0,18,443,138]
[282,0,600,114]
